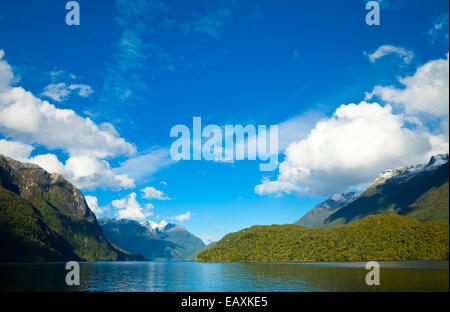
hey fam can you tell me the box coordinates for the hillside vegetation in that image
[197,214,449,262]
[0,154,142,262]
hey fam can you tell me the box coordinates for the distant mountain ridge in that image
[0,154,142,262]
[100,218,205,260]
[323,154,449,227]
[294,192,359,227]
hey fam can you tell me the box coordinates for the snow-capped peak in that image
[330,193,343,202]
[329,192,359,203]
[141,220,168,232]
[369,154,449,189]
[426,154,449,170]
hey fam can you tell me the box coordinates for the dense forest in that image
[197,214,449,262]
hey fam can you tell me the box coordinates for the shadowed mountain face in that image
[323,154,449,227]
[294,192,359,228]
[100,218,205,261]
[0,154,141,262]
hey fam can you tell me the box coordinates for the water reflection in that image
[0,261,448,292]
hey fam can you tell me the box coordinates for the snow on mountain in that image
[329,192,359,205]
[140,219,186,234]
[294,191,360,227]
[369,154,449,189]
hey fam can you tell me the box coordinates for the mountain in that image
[323,154,449,227]
[100,218,205,260]
[196,214,449,262]
[294,192,359,227]
[0,154,142,262]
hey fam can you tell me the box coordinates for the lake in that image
[0,261,448,292]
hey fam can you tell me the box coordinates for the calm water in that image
[0,261,448,292]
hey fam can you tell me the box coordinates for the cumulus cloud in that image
[366,53,449,117]
[113,192,153,221]
[0,139,33,159]
[0,86,135,158]
[85,195,106,215]
[365,44,414,63]
[41,83,71,102]
[42,83,93,102]
[0,49,136,190]
[255,101,449,197]
[141,186,171,200]
[171,211,191,222]
[27,153,134,190]
[0,50,13,92]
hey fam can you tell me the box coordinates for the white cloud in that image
[0,52,130,158]
[254,177,299,197]
[42,83,93,102]
[0,50,137,190]
[41,81,94,102]
[428,13,449,43]
[41,83,72,102]
[26,153,134,190]
[172,211,191,222]
[0,88,135,159]
[49,70,76,81]
[113,192,153,221]
[365,44,414,63]
[366,53,449,117]
[255,101,449,197]
[64,155,134,189]
[141,186,171,200]
[68,84,94,97]
[85,195,105,215]
[0,139,33,159]
[277,110,325,151]
[200,234,217,244]
[145,203,154,210]
[0,141,134,190]
[116,148,175,182]
[28,153,65,175]
[0,50,13,93]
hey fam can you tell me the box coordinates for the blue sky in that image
[0,0,449,243]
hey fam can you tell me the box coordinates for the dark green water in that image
[0,261,448,292]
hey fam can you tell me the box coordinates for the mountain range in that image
[99,218,205,260]
[0,154,143,262]
[323,154,449,227]
[295,154,449,228]
[1,153,448,263]
[198,154,449,262]
[294,192,359,227]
